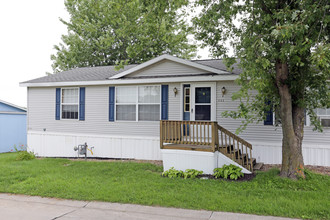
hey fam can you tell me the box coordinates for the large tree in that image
[193,0,329,178]
[51,0,196,73]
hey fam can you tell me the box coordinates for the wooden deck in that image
[160,120,255,171]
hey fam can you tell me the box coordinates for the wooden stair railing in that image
[217,125,255,171]
[160,120,255,171]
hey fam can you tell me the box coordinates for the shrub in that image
[16,151,35,161]
[162,167,184,178]
[162,167,203,179]
[183,169,203,179]
[213,164,244,180]
[12,144,27,152]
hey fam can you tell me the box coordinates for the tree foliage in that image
[194,0,329,130]
[193,0,329,178]
[51,0,196,73]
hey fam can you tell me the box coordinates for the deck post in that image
[160,121,163,149]
[211,122,217,152]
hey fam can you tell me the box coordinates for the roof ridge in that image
[191,58,223,61]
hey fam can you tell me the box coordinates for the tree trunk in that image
[275,61,304,179]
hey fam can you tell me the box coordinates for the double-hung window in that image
[61,88,79,119]
[115,86,161,121]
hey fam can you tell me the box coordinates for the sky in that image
[0,1,210,108]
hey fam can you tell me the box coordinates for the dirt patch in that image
[37,156,164,166]
[260,164,330,176]
[198,173,256,181]
[79,158,164,166]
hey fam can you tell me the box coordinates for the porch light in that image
[221,87,226,97]
[173,87,178,97]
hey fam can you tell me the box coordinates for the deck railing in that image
[160,120,254,171]
[160,120,218,152]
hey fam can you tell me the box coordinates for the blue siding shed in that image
[0,100,27,153]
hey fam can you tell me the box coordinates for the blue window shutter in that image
[161,85,168,120]
[55,88,61,120]
[79,87,85,121]
[264,100,273,125]
[109,87,115,121]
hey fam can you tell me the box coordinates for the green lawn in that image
[0,153,329,219]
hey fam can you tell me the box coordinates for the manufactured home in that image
[0,100,27,153]
[20,55,329,173]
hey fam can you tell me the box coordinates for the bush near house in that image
[213,164,244,180]
[0,153,329,219]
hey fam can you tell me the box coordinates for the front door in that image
[190,82,216,121]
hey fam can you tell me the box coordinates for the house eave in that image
[20,75,238,87]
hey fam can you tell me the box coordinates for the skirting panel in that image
[27,131,329,166]
[161,150,251,174]
[27,131,161,160]
[252,142,330,166]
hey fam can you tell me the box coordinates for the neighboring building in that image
[20,55,329,171]
[0,100,27,153]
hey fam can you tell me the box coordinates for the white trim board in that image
[0,111,27,115]
[20,75,238,87]
[110,54,227,79]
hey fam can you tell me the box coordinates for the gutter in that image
[20,75,239,87]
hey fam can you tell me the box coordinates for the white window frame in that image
[115,85,161,122]
[315,108,330,128]
[183,87,190,113]
[61,87,79,120]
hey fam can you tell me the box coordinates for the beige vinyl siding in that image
[28,81,330,145]
[215,81,330,145]
[125,60,210,78]
[28,83,179,137]
[168,83,181,120]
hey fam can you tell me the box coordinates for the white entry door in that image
[190,82,216,121]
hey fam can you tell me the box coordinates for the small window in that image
[316,108,330,127]
[184,87,190,112]
[61,88,79,119]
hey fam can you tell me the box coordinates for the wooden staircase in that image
[216,124,257,171]
[160,120,262,172]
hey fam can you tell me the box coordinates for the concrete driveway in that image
[0,193,296,220]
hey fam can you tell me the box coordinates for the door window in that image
[195,87,211,120]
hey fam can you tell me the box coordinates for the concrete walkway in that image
[0,193,297,220]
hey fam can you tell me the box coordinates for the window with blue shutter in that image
[264,100,273,125]
[79,87,85,121]
[109,87,115,121]
[55,88,61,120]
[161,85,168,120]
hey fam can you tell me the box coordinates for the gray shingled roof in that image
[193,59,241,75]
[22,59,241,84]
[22,64,138,84]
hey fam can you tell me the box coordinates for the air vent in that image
[320,118,330,127]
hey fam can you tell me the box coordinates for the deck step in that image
[244,158,256,166]
[253,162,264,170]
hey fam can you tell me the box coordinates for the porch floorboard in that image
[162,144,214,152]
